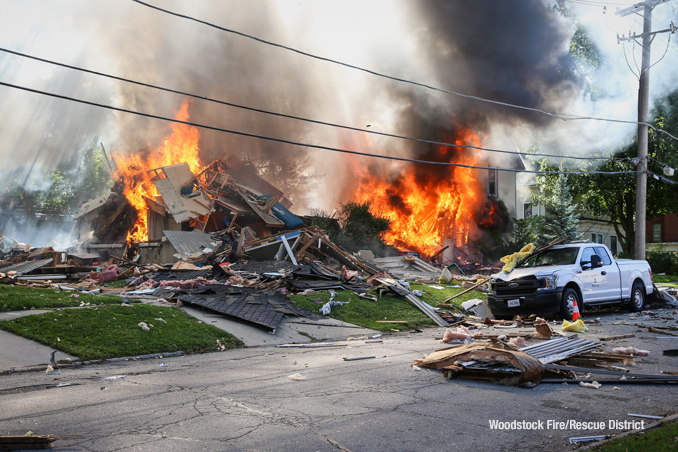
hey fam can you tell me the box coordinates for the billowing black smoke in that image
[408,0,580,127]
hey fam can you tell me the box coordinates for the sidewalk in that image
[0,305,377,371]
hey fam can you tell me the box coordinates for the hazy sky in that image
[0,0,676,208]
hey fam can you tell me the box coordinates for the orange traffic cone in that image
[572,300,581,322]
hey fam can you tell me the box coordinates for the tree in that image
[533,92,678,256]
[534,172,580,243]
[335,201,391,256]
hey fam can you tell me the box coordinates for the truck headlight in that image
[543,275,558,289]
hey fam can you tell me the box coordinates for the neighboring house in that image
[476,154,525,217]
[516,178,621,255]
[646,213,678,252]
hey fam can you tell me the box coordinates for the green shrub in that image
[645,244,678,274]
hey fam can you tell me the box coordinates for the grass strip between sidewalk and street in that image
[0,286,125,312]
[0,304,243,360]
[291,282,488,332]
[592,420,678,452]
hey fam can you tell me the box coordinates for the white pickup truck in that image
[488,242,654,320]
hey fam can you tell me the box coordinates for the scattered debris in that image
[599,333,636,341]
[277,343,346,348]
[628,413,664,420]
[288,373,306,380]
[442,327,474,343]
[579,381,601,389]
[416,341,545,387]
[343,355,376,361]
[569,435,607,444]
[561,319,588,333]
[613,347,650,356]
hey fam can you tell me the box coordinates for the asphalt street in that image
[1,309,677,452]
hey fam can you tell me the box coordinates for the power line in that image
[130,0,678,142]
[0,80,643,176]
[0,47,624,163]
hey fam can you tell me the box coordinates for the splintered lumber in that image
[441,278,489,303]
[376,320,408,324]
[647,327,678,337]
[296,232,320,256]
[343,355,376,361]
[599,333,636,341]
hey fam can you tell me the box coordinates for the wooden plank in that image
[648,327,678,336]
[154,179,192,223]
[376,320,408,324]
[599,333,636,341]
[441,279,489,303]
[280,235,298,266]
[161,163,195,186]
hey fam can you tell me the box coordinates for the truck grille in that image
[492,277,544,296]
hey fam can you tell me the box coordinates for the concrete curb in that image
[0,351,184,375]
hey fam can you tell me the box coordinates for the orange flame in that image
[352,127,487,257]
[113,99,203,243]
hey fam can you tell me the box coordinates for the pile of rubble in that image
[414,313,678,388]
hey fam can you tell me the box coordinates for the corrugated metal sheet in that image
[0,258,53,275]
[521,337,600,364]
[163,230,217,257]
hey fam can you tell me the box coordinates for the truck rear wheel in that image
[629,281,645,312]
[560,288,579,321]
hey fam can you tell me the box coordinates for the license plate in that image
[507,299,520,308]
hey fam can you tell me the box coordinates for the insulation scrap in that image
[138,322,150,331]
[613,347,650,356]
[500,243,535,274]
[561,319,589,333]
[508,337,526,348]
[415,341,544,387]
[367,272,390,286]
[159,277,220,288]
[341,265,359,280]
[442,327,474,343]
[86,265,119,283]
[579,381,602,389]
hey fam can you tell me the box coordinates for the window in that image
[653,223,662,242]
[580,247,598,269]
[597,234,603,244]
[591,233,596,243]
[594,247,612,265]
[592,233,602,243]
[488,169,498,196]
[523,203,532,219]
[518,247,579,267]
[610,236,618,255]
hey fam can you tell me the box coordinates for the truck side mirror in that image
[590,254,603,268]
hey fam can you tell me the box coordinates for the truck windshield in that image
[517,247,579,268]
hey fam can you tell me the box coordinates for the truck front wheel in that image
[629,281,646,312]
[560,288,580,321]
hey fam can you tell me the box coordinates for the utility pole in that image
[616,0,675,260]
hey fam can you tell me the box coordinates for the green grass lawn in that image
[0,304,243,360]
[653,274,678,284]
[593,420,678,452]
[0,286,125,312]
[290,282,487,332]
